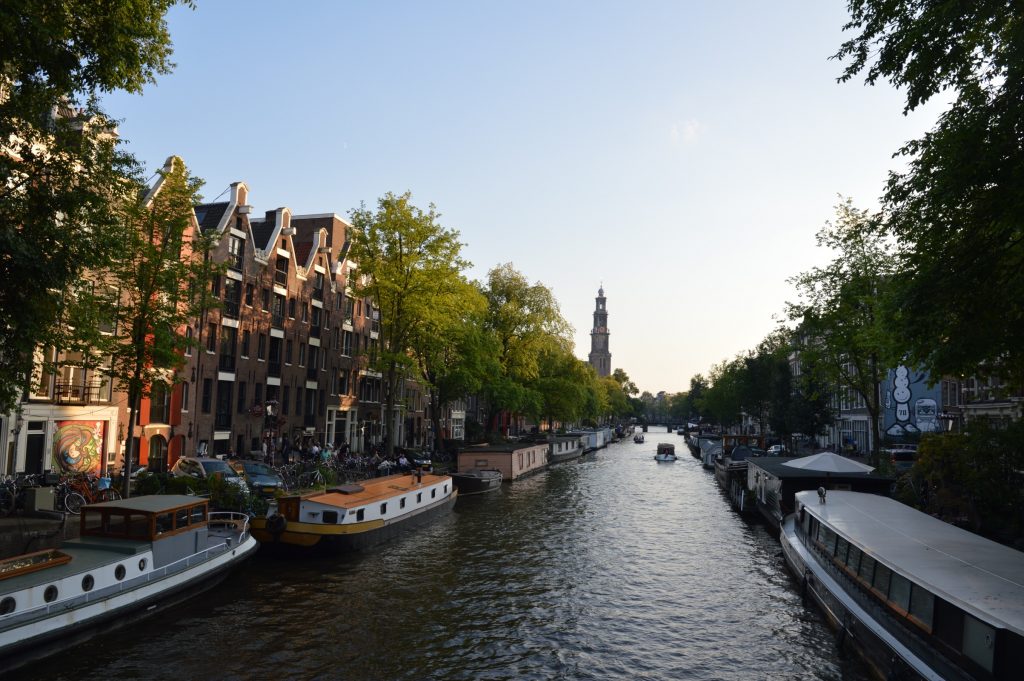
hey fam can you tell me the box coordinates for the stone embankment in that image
[0,514,80,560]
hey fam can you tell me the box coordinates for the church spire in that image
[588,285,611,377]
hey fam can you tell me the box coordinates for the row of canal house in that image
[0,159,436,477]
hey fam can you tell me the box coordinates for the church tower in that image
[588,285,611,377]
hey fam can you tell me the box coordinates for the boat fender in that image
[266,513,287,534]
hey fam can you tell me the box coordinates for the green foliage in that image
[835,0,1024,380]
[786,199,895,461]
[0,0,191,413]
[911,423,1024,545]
[348,192,470,454]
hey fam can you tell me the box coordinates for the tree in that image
[481,263,572,437]
[410,278,497,451]
[99,157,217,496]
[0,0,191,412]
[531,346,592,430]
[834,1,1024,381]
[700,358,745,430]
[349,192,470,456]
[786,199,896,463]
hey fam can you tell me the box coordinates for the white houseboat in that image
[0,496,256,671]
[250,471,457,550]
[781,490,1024,681]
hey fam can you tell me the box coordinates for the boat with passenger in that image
[0,495,256,671]
[654,443,676,462]
[633,433,645,444]
[250,471,457,550]
[781,490,1024,681]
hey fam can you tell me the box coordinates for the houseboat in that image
[250,471,456,550]
[654,443,676,462]
[714,444,757,513]
[548,434,586,464]
[0,496,256,671]
[450,469,503,496]
[457,442,549,482]
[782,490,1024,681]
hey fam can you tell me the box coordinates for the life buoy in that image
[266,513,287,534]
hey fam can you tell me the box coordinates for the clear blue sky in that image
[104,1,941,395]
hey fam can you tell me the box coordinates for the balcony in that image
[223,299,240,319]
[271,312,284,328]
[53,380,109,405]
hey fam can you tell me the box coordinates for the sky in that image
[103,1,943,396]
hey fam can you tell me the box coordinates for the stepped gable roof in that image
[193,202,230,233]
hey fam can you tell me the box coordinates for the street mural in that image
[883,365,941,438]
[52,420,105,475]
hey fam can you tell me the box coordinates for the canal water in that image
[21,428,872,680]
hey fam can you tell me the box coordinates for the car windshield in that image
[202,460,234,475]
[244,462,273,475]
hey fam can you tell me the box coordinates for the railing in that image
[228,252,244,272]
[271,312,284,328]
[222,299,240,319]
[218,354,236,372]
[53,381,108,405]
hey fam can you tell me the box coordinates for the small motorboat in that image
[654,443,677,462]
[450,468,503,495]
[633,434,645,444]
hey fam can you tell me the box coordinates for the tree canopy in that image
[835,0,1024,381]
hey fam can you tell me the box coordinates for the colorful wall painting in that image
[882,366,942,439]
[52,420,105,475]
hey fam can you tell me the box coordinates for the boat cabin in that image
[795,491,1024,680]
[80,495,209,542]
[657,443,675,456]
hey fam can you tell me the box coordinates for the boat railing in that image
[1,523,251,628]
[209,511,251,541]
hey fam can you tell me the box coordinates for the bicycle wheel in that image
[98,488,121,502]
[64,492,86,514]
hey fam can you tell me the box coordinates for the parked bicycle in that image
[59,473,121,514]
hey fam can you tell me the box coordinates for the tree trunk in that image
[430,392,443,454]
[384,365,397,456]
[122,386,141,498]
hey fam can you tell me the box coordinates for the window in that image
[210,275,221,298]
[254,383,263,405]
[257,334,267,361]
[228,235,244,271]
[416,493,422,503]
[963,614,996,673]
[237,382,247,413]
[202,379,212,413]
[400,497,406,509]
[889,573,912,613]
[431,488,436,498]
[299,344,306,366]
[206,323,217,353]
[149,383,170,424]
[302,303,309,323]
[241,330,250,358]
[288,297,296,319]
[285,339,293,364]
[857,553,876,583]
[380,503,387,515]
[342,331,352,356]
[245,283,254,307]
[872,562,892,596]
[261,287,270,311]
[184,327,193,356]
[909,586,934,629]
[356,509,364,521]
[181,383,189,412]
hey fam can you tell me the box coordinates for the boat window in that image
[909,586,935,630]
[872,563,891,597]
[155,512,173,534]
[44,585,58,602]
[444,484,448,493]
[138,558,147,571]
[963,614,996,673]
[417,493,422,503]
[857,553,876,583]
[191,505,207,524]
[82,574,94,592]
[431,488,436,498]
[115,564,126,581]
[846,545,862,573]
[835,537,849,563]
[356,509,364,521]
[400,497,406,509]
[83,510,107,534]
[380,503,387,515]
[889,572,912,613]
[0,596,15,615]
[175,508,190,529]
[127,513,149,538]
[322,511,338,524]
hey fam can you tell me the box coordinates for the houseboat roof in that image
[304,473,449,508]
[796,490,1024,635]
[461,443,543,453]
[751,457,884,481]
[84,495,207,514]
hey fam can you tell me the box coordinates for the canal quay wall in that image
[0,514,80,559]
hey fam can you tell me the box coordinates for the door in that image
[26,432,45,474]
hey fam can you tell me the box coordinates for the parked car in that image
[766,445,787,456]
[171,457,248,491]
[885,447,918,474]
[229,460,285,497]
